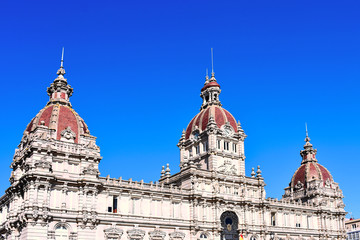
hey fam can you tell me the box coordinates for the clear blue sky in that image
[0,0,359,217]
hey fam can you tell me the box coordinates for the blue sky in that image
[0,0,359,217]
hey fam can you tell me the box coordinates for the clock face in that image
[223,127,233,137]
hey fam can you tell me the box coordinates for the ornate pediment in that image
[127,228,145,240]
[104,227,123,239]
[149,229,166,240]
[60,126,76,142]
[169,231,185,240]
[294,181,304,190]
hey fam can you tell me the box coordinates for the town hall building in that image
[0,55,347,240]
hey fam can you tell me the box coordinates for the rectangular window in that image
[217,140,221,149]
[296,214,301,227]
[284,213,288,226]
[203,141,208,152]
[113,196,118,213]
[271,212,276,226]
[196,145,200,154]
[233,143,237,152]
[224,141,229,151]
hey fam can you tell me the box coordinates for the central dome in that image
[185,105,238,139]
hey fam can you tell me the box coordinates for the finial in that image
[251,167,255,178]
[165,163,171,177]
[211,48,214,76]
[256,165,262,178]
[60,47,64,68]
[160,166,165,178]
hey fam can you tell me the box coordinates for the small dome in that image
[25,105,89,144]
[185,105,238,139]
[291,162,333,189]
[201,81,220,91]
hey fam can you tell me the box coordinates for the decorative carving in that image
[104,226,123,240]
[169,231,185,240]
[60,126,76,142]
[34,157,52,170]
[325,179,331,187]
[217,160,237,175]
[149,229,166,240]
[294,181,304,190]
[127,228,145,240]
[83,164,100,176]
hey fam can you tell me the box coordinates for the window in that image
[296,215,301,228]
[196,145,200,154]
[284,213,289,227]
[55,225,69,240]
[217,140,221,149]
[233,143,237,152]
[307,216,311,229]
[271,212,276,226]
[250,236,257,240]
[200,233,207,239]
[113,196,118,213]
[203,141,208,152]
[352,224,357,229]
[224,141,229,151]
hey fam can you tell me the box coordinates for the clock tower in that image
[177,72,247,176]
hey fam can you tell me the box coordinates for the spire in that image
[56,47,66,79]
[200,49,221,110]
[47,48,73,106]
[300,123,317,164]
[211,48,214,76]
[61,47,64,68]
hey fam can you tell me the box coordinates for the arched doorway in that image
[220,211,239,240]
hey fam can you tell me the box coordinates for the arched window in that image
[200,233,207,239]
[250,236,257,240]
[55,225,69,240]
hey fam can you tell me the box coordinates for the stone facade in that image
[0,60,347,240]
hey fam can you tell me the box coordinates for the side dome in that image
[25,105,89,144]
[185,105,238,139]
[291,162,333,189]
[283,133,344,206]
[23,56,91,144]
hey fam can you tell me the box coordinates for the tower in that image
[283,131,345,209]
[177,72,247,176]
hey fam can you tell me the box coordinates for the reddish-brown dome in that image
[201,81,220,91]
[185,105,238,139]
[291,162,333,188]
[25,105,89,144]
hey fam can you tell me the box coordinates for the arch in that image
[249,235,259,240]
[198,231,211,240]
[50,222,74,240]
[54,225,69,240]
[220,211,239,240]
